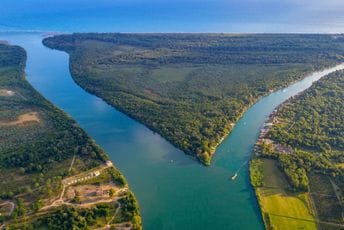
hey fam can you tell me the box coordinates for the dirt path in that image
[330,180,342,203]
[329,179,344,222]
[41,189,126,211]
[3,162,121,229]
[0,201,15,216]
[269,213,344,228]
[62,161,113,186]
[40,162,117,211]
[105,190,128,226]
[68,154,76,173]
[0,201,15,229]
[287,121,296,131]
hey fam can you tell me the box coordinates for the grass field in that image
[308,173,343,225]
[151,66,197,83]
[337,163,344,169]
[252,70,344,229]
[255,159,317,230]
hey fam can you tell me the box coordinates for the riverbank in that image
[4,32,344,229]
[206,62,343,165]
[0,42,141,229]
[250,158,317,230]
[250,66,344,230]
[42,33,344,166]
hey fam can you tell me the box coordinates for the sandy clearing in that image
[0,89,15,96]
[0,112,40,126]
[143,88,161,98]
[65,183,120,202]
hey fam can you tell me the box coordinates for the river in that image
[1,32,343,230]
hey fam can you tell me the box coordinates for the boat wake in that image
[231,160,248,180]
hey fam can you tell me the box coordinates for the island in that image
[43,33,344,165]
[250,70,344,229]
[0,43,141,229]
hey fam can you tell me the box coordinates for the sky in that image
[0,0,343,33]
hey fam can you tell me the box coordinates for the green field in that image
[252,70,344,229]
[253,159,317,230]
[43,33,344,165]
[308,173,343,226]
[151,66,197,83]
[337,163,344,169]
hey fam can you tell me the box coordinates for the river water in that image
[1,32,343,230]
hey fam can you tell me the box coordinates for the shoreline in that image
[205,62,343,165]
[0,43,142,229]
[42,36,344,166]
[249,63,344,230]
[63,47,343,166]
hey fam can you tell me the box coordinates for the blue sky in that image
[0,0,343,32]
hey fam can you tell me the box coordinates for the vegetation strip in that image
[250,70,344,229]
[43,33,344,165]
[0,43,141,229]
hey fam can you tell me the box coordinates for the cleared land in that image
[338,163,344,169]
[0,112,40,126]
[0,43,141,229]
[0,89,14,96]
[43,33,344,165]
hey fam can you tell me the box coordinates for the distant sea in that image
[1,0,343,33]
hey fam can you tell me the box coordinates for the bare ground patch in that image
[64,183,121,205]
[143,88,161,98]
[0,112,40,126]
[0,89,15,97]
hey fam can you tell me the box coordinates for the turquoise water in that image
[2,32,344,229]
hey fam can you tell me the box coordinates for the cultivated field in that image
[255,159,317,230]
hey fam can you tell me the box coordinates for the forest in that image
[44,33,344,164]
[255,70,344,226]
[266,71,344,190]
[0,43,141,229]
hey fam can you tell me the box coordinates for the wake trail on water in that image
[231,160,248,180]
[236,160,248,174]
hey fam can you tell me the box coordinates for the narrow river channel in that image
[2,32,344,230]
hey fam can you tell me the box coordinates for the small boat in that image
[231,173,238,180]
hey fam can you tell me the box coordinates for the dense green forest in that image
[44,33,344,164]
[254,70,344,226]
[0,44,141,229]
